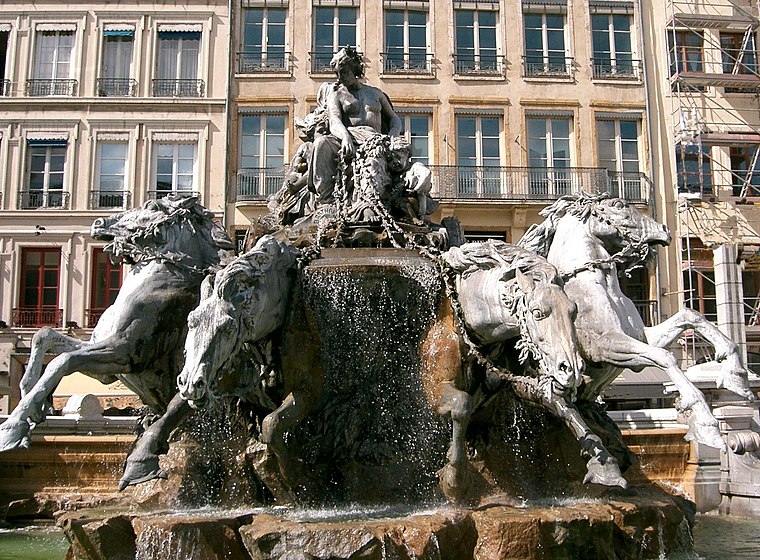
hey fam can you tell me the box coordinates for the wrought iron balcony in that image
[381,51,435,75]
[1,79,11,96]
[592,58,642,80]
[90,190,131,209]
[236,167,287,201]
[25,79,78,96]
[238,51,290,73]
[310,50,366,74]
[604,171,651,204]
[522,56,574,78]
[146,189,201,201]
[12,307,63,328]
[429,166,613,202]
[633,300,659,327]
[151,79,205,98]
[18,190,70,209]
[86,308,107,329]
[97,78,138,97]
[453,53,505,76]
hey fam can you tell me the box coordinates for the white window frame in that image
[384,8,430,73]
[312,5,358,72]
[454,8,500,74]
[591,12,635,78]
[398,111,432,166]
[241,6,288,69]
[152,141,198,196]
[522,9,569,76]
[456,114,503,196]
[95,141,129,208]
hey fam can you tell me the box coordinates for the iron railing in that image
[523,56,574,78]
[235,166,650,205]
[453,53,505,76]
[591,58,642,80]
[97,78,138,97]
[381,51,435,75]
[90,190,131,209]
[12,307,63,328]
[18,190,70,209]
[146,190,201,201]
[86,308,107,329]
[238,51,290,73]
[151,79,205,98]
[25,79,78,96]
[236,167,287,200]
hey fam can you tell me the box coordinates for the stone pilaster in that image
[713,243,747,364]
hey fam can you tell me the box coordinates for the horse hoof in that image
[583,457,627,488]
[687,421,726,452]
[0,419,31,453]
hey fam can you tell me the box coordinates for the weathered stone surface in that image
[132,512,254,560]
[61,513,136,560]
[239,509,475,560]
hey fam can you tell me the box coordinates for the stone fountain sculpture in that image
[3,47,755,558]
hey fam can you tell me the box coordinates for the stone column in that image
[713,243,747,364]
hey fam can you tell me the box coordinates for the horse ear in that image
[515,269,535,294]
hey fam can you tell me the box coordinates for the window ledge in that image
[454,74,507,82]
[236,71,293,79]
[591,77,643,86]
[379,73,437,80]
[523,76,575,83]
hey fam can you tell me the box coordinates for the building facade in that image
[0,1,230,411]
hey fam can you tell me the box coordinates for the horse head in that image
[91,195,233,268]
[177,235,298,407]
[512,269,585,398]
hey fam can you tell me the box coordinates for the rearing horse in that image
[0,196,234,490]
[519,193,755,481]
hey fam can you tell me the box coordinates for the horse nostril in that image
[558,361,570,373]
[193,377,205,390]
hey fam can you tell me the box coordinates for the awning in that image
[26,132,69,145]
[0,24,11,32]
[36,23,77,32]
[104,24,135,36]
[157,24,203,33]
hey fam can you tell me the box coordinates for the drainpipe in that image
[223,0,234,232]
[637,0,663,321]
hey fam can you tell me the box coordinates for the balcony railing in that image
[12,307,63,328]
[238,51,290,73]
[429,166,615,201]
[146,189,202,201]
[523,56,574,78]
[381,51,434,75]
[592,58,642,80]
[18,190,70,209]
[236,168,287,201]
[86,308,107,329]
[235,166,650,205]
[151,79,205,98]
[90,190,131,209]
[26,79,78,96]
[97,78,138,97]
[453,53,505,76]
[633,300,659,327]
[1,79,11,96]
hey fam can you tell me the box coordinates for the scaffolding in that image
[667,0,760,368]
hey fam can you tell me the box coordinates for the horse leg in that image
[436,382,473,499]
[544,392,627,488]
[645,308,754,401]
[119,393,191,490]
[0,343,129,452]
[260,391,310,484]
[591,332,726,451]
[22,328,86,397]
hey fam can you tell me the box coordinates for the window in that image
[596,118,641,199]
[523,11,569,76]
[23,140,67,208]
[384,9,429,73]
[313,6,357,72]
[30,28,76,96]
[94,142,129,208]
[89,248,122,328]
[454,9,499,75]
[676,144,712,196]
[154,29,202,97]
[238,112,286,198]
[398,113,431,166]
[241,7,287,72]
[683,268,717,323]
[730,145,760,197]
[591,13,636,78]
[153,142,197,197]
[15,248,61,328]
[527,116,572,197]
[1,28,9,96]
[669,30,703,75]
[721,31,758,93]
[99,27,135,96]
[456,115,501,197]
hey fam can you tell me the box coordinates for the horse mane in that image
[518,192,612,257]
[444,239,561,286]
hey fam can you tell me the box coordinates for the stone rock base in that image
[59,489,694,560]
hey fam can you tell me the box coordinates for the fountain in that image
[2,48,755,559]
